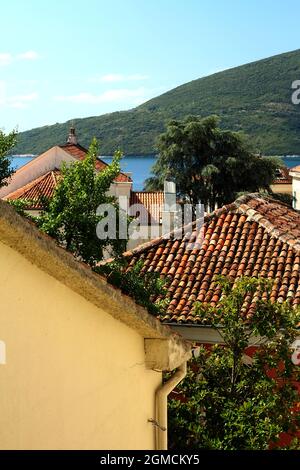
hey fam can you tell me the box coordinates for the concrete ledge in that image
[0,200,191,361]
[145,337,192,371]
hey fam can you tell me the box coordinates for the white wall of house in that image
[109,182,132,199]
[0,147,75,198]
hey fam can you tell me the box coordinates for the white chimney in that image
[162,181,177,234]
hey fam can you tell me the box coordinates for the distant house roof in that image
[123,194,300,324]
[290,165,300,174]
[59,143,88,160]
[5,144,132,208]
[272,166,292,184]
[129,191,165,224]
[60,143,132,183]
[5,170,61,209]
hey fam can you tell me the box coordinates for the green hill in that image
[13,49,300,155]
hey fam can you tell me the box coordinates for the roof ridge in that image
[123,203,235,258]
[132,190,164,194]
[59,143,88,153]
[233,193,300,251]
[33,143,131,183]
[290,165,300,172]
[123,193,300,256]
[51,169,59,186]
[233,192,291,209]
[94,156,132,182]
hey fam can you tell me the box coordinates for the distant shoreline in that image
[11,153,300,159]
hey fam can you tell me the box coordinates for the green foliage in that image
[270,191,294,206]
[0,129,17,188]
[38,138,127,266]
[13,49,300,156]
[145,115,279,209]
[168,276,300,450]
[96,258,170,316]
[8,198,37,219]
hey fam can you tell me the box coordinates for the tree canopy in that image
[168,276,300,450]
[0,129,17,188]
[145,116,281,210]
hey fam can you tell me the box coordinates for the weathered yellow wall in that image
[0,241,161,450]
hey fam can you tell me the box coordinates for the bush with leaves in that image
[96,258,169,316]
[168,276,300,450]
[0,129,17,188]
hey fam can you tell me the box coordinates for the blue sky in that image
[1,0,300,132]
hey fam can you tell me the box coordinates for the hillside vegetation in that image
[13,49,300,155]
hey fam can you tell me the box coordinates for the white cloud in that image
[90,73,149,83]
[0,51,39,66]
[100,74,124,83]
[54,87,148,104]
[0,82,38,109]
[0,53,13,66]
[9,92,39,108]
[127,74,149,81]
[17,50,39,61]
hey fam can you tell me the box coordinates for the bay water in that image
[10,155,300,191]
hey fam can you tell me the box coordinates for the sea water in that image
[10,155,300,191]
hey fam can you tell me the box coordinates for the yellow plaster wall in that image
[270,183,292,195]
[0,241,161,449]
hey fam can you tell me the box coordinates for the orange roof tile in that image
[60,143,132,183]
[129,191,164,224]
[124,194,300,324]
[59,143,88,160]
[5,144,132,208]
[5,170,61,209]
[290,165,300,173]
[272,166,292,184]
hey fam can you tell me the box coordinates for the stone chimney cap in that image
[67,123,78,145]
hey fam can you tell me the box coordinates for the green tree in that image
[145,116,280,210]
[96,258,170,316]
[168,276,300,450]
[0,129,17,188]
[39,138,127,266]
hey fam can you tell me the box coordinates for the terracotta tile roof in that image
[290,165,300,173]
[272,167,292,184]
[5,144,132,208]
[59,143,88,160]
[60,143,132,183]
[129,191,165,224]
[124,194,300,324]
[4,170,61,209]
